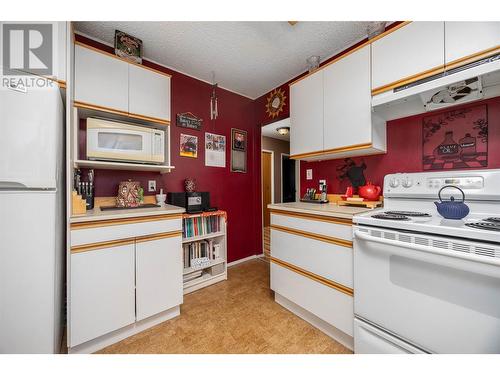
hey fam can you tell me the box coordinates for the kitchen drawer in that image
[70,215,182,247]
[271,262,354,336]
[271,228,353,288]
[270,212,352,242]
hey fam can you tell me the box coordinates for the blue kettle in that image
[435,185,470,220]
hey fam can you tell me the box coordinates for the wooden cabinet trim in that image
[371,64,446,96]
[128,112,170,125]
[71,237,135,253]
[70,213,183,230]
[74,101,170,126]
[290,142,375,160]
[371,45,500,97]
[74,100,129,116]
[75,41,172,78]
[271,257,354,296]
[271,224,353,248]
[289,21,412,87]
[269,209,352,226]
[445,45,500,71]
[71,230,182,253]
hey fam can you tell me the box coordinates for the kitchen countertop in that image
[268,202,373,220]
[70,204,185,223]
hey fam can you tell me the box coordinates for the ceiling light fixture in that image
[276,126,290,136]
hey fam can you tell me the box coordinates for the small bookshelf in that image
[182,210,227,294]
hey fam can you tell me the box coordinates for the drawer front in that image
[70,215,182,246]
[271,261,353,336]
[270,212,352,241]
[271,228,353,288]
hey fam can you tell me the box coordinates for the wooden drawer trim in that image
[271,224,352,248]
[135,230,182,243]
[271,256,353,296]
[270,209,352,226]
[445,45,500,71]
[71,230,182,253]
[74,101,170,126]
[70,213,182,230]
[71,237,135,253]
[371,64,446,96]
[290,142,374,160]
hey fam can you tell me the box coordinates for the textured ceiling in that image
[262,118,291,141]
[74,21,375,99]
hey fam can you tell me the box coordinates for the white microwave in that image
[86,118,165,164]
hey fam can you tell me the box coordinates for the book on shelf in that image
[183,239,222,269]
[183,215,221,238]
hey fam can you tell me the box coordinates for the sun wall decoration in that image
[265,88,287,119]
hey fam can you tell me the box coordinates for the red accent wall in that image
[299,97,500,196]
[75,34,260,263]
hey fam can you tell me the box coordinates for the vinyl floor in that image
[97,258,352,354]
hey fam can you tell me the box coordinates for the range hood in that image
[373,54,500,121]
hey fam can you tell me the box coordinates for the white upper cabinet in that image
[445,22,500,65]
[135,235,183,321]
[128,64,171,122]
[371,22,445,92]
[290,70,324,156]
[324,45,372,151]
[75,44,129,112]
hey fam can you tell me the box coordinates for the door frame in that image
[261,149,274,255]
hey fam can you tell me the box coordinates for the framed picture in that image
[205,132,226,167]
[231,128,247,151]
[180,134,198,158]
[422,104,488,170]
[114,30,143,64]
[231,128,247,173]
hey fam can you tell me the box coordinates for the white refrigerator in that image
[0,71,65,353]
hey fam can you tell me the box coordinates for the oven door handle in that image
[354,229,500,275]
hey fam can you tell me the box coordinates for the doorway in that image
[281,154,296,203]
[261,150,273,260]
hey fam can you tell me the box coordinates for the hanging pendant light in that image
[210,71,218,120]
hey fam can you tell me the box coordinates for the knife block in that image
[72,191,87,215]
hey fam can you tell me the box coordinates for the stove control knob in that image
[389,178,400,188]
[402,178,413,188]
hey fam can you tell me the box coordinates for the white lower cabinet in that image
[70,243,136,347]
[269,210,355,342]
[271,263,354,336]
[136,236,183,321]
[69,214,183,352]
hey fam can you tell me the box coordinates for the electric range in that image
[352,169,500,354]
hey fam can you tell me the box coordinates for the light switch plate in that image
[306,169,313,180]
[148,180,156,192]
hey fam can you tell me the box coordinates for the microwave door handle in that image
[354,229,500,277]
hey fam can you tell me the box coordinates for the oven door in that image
[353,225,500,354]
[87,123,154,163]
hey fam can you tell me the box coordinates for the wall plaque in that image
[176,112,203,130]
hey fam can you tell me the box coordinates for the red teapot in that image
[358,182,382,201]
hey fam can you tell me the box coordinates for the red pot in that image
[358,182,382,201]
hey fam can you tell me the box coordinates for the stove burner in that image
[372,214,411,221]
[465,222,500,231]
[384,211,432,217]
[484,217,500,223]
